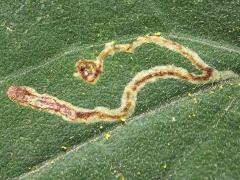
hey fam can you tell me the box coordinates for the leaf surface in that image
[0,0,239,179]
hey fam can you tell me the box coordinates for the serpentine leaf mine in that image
[7,34,238,123]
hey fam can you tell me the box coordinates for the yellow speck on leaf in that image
[209,90,214,94]
[61,146,67,151]
[105,132,111,140]
[121,175,125,180]
[154,32,161,36]
[50,160,54,164]
[99,125,103,129]
[172,117,176,122]
[163,163,167,169]
[192,113,196,117]
[193,98,198,104]
[6,26,13,32]
[120,117,126,122]
[219,84,223,89]
[188,92,192,97]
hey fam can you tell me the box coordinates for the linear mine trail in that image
[7,34,237,123]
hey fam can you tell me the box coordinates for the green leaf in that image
[0,0,239,179]
[20,81,240,179]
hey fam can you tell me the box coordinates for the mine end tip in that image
[6,86,31,102]
[7,85,18,98]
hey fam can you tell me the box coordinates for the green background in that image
[0,0,239,179]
